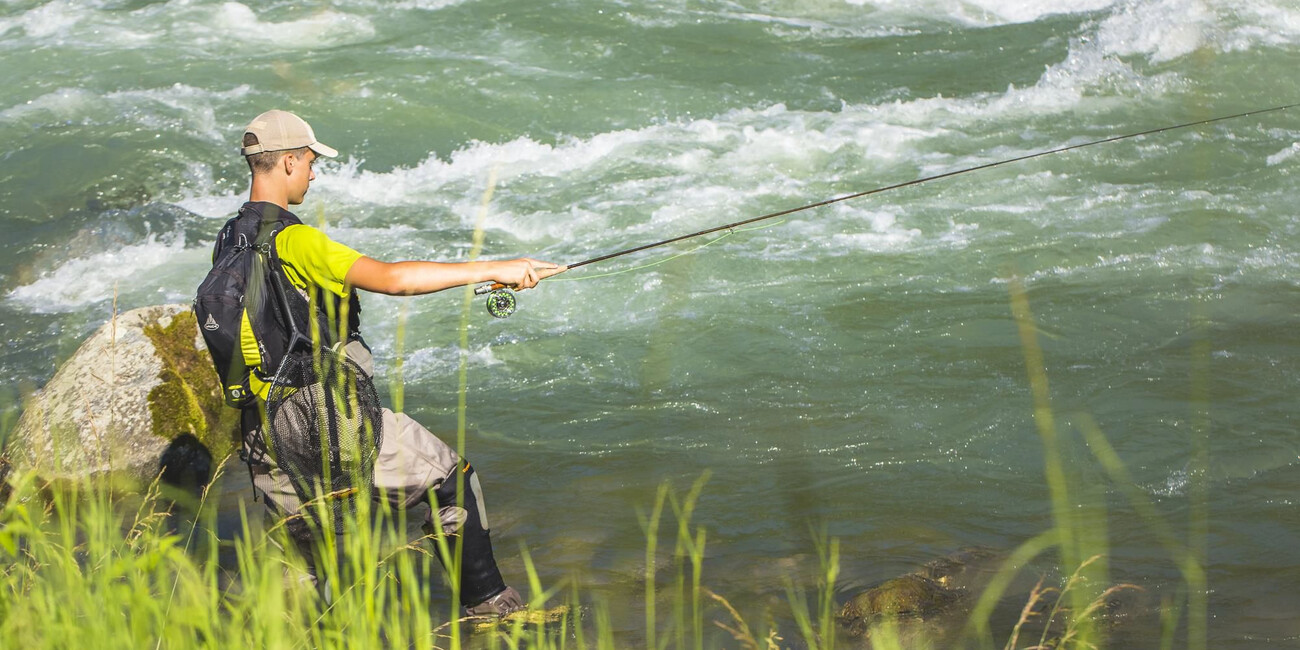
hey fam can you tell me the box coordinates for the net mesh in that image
[265,346,383,534]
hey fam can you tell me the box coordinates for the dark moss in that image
[842,574,958,621]
[143,310,239,460]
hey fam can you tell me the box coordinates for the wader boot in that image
[428,461,523,617]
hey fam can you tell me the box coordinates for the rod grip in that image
[473,282,506,295]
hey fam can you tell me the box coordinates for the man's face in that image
[287,149,317,205]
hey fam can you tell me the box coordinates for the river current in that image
[1,0,1298,646]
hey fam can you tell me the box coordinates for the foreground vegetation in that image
[0,444,1205,650]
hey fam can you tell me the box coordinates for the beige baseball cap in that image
[240,109,339,158]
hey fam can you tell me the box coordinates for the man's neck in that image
[248,176,289,210]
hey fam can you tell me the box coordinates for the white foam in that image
[852,0,1117,26]
[315,127,657,213]
[828,207,923,253]
[1267,142,1300,166]
[0,0,151,47]
[313,101,954,250]
[836,0,1300,52]
[392,0,473,10]
[1097,0,1300,63]
[98,0,1292,287]
[1009,241,1244,285]
[0,0,376,52]
[1094,0,1211,63]
[0,87,99,123]
[1,84,252,145]
[399,343,502,382]
[4,0,1295,66]
[1221,0,1300,49]
[0,0,91,41]
[7,233,189,313]
[175,193,245,220]
[191,2,376,49]
[289,92,1065,270]
[837,0,1300,61]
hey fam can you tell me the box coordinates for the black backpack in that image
[194,202,382,524]
[192,202,314,408]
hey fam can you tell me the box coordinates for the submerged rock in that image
[919,545,999,590]
[838,546,1160,647]
[838,546,1000,645]
[839,573,963,637]
[7,304,237,484]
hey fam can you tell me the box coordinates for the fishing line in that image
[478,102,1299,318]
[547,221,785,283]
[483,223,782,317]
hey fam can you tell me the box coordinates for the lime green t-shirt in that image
[240,223,364,399]
[275,223,364,297]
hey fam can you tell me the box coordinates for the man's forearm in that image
[345,256,562,296]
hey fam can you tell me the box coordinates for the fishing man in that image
[218,109,562,616]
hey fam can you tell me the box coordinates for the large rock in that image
[9,304,238,483]
[838,547,1000,647]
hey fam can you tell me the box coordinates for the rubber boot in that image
[466,585,525,617]
[429,461,512,610]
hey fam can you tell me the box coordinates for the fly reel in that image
[485,288,517,319]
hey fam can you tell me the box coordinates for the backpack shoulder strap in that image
[246,208,314,357]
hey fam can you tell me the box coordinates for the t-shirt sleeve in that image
[275,223,364,298]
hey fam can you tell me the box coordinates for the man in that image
[226,109,561,616]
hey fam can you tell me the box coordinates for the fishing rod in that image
[476,102,1299,318]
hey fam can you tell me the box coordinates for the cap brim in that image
[309,141,339,158]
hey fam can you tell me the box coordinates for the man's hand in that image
[489,258,566,291]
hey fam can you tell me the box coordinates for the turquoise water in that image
[3,0,1299,645]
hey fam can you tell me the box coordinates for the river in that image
[1,0,1298,646]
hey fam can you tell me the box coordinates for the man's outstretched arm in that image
[345,256,565,296]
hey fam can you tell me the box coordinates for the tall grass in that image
[784,526,839,650]
[981,274,1209,650]
[1005,274,1107,647]
[0,424,1207,650]
[0,460,823,648]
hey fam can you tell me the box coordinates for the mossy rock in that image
[142,310,239,456]
[8,304,238,484]
[840,574,961,627]
[470,605,574,633]
[838,547,1002,643]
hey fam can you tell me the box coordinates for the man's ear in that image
[281,151,296,175]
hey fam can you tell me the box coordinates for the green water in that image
[2,0,1299,645]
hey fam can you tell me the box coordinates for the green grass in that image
[0,447,1201,650]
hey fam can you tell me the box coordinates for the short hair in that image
[243,132,309,175]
